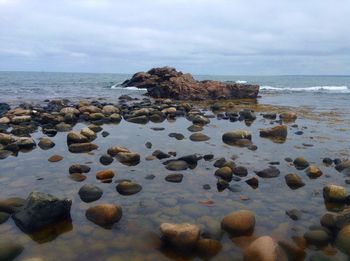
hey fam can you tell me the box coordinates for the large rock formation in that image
[122,67,259,100]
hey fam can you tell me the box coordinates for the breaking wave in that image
[110,84,147,91]
[260,85,350,93]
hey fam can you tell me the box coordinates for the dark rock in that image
[0,242,24,261]
[245,177,259,189]
[187,124,203,132]
[335,160,350,172]
[304,230,330,247]
[323,157,333,165]
[123,67,260,100]
[0,212,10,224]
[145,174,155,180]
[178,154,200,165]
[116,152,140,166]
[0,103,10,116]
[12,192,72,233]
[116,181,142,195]
[78,184,103,203]
[69,164,90,174]
[165,174,183,183]
[213,158,227,168]
[152,150,171,159]
[255,166,280,178]
[293,157,309,170]
[215,167,233,181]
[101,131,110,137]
[259,125,287,139]
[0,150,11,160]
[203,154,214,161]
[0,197,25,214]
[99,154,114,165]
[217,179,229,192]
[222,130,251,145]
[239,109,256,121]
[38,137,55,150]
[69,173,87,182]
[166,160,188,171]
[233,166,248,177]
[286,209,302,220]
[168,132,185,140]
[145,141,152,149]
[203,184,211,190]
[262,113,277,119]
[127,115,149,124]
[189,133,210,142]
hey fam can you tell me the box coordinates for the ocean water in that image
[0,72,350,112]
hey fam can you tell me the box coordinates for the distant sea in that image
[0,71,349,112]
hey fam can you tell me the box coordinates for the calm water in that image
[0,72,350,260]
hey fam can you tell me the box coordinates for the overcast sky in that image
[0,0,349,75]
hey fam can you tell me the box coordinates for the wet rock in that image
[239,109,256,121]
[323,157,333,166]
[293,157,309,170]
[278,240,305,261]
[12,192,72,233]
[0,212,10,224]
[55,122,72,132]
[38,137,55,150]
[0,197,25,214]
[335,160,350,172]
[280,112,297,121]
[178,154,200,165]
[233,166,248,177]
[217,179,230,191]
[107,146,129,156]
[336,224,350,255]
[85,204,122,228]
[187,124,203,132]
[11,115,32,124]
[168,132,184,140]
[0,103,10,116]
[48,155,63,162]
[165,160,188,171]
[99,154,113,165]
[69,164,90,174]
[0,133,15,145]
[15,137,36,149]
[109,113,122,122]
[117,152,141,166]
[88,125,102,133]
[60,107,80,115]
[246,177,259,189]
[68,143,98,153]
[285,173,305,189]
[203,154,214,161]
[116,181,142,195]
[0,150,11,160]
[214,158,227,168]
[306,165,323,179]
[96,169,115,180]
[304,230,330,247]
[196,238,222,258]
[0,117,10,124]
[89,113,105,121]
[320,210,350,230]
[189,133,210,142]
[259,125,287,139]
[203,184,211,190]
[262,113,277,119]
[222,130,251,145]
[152,150,171,159]
[67,131,88,144]
[145,174,155,180]
[69,173,87,182]
[255,166,280,178]
[0,242,24,261]
[221,210,255,235]
[102,105,119,115]
[80,127,97,141]
[101,131,110,137]
[145,141,152,149]
[165,174,183,183]
[286,209,302,221]
[78,184,103,203]
[323,184,347,202]
[244,236,277,261]
[192,115,210,125]
[160,223,200,249]
[215,167,233,181]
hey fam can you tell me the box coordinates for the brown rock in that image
[85,204,122,228]
[48,155,63,162]
[160,223,200,249]
[122,67,259,100]
[96,169,115,180]
[244,236,278,261]
[221,210,255,235]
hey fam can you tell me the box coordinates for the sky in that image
[0,0,349,75]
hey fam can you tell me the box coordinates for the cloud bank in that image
[0,0,349,74]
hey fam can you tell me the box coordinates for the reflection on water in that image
[0,102,350,260]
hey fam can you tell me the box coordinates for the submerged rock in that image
[12,192,72,233]
[78,184,103,203]
[189,133,210,142]
[196,238,222,258]
[0,242,24,261]
[68,143,98,153]
[285,173,305,189]
[165,174,183,183]
[304,230,330,247]
[38,137,55,150]
[336,224,350,255]
[255,166,280,178]
[0,197,25,214]
[160,222,200,249]
[116,152,141,166]
[85,204,122,228]
[69,164,90,174]
[165,160,189,171]
[222,130,251,145]
[293,157,309,170]
[221,210,255,235]
[244,236,278,261]
[259,125,287,139]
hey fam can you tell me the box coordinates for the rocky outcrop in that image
[12,192,72,233]
[122,67,259,100]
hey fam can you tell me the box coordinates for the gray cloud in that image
[0,0,349,74]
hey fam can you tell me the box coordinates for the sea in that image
[0,72,350,113]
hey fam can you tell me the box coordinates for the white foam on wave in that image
[235,80,247,84]
[110,84,147,91]
[260,85,350,93]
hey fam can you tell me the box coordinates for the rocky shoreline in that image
[0,95,350,260]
